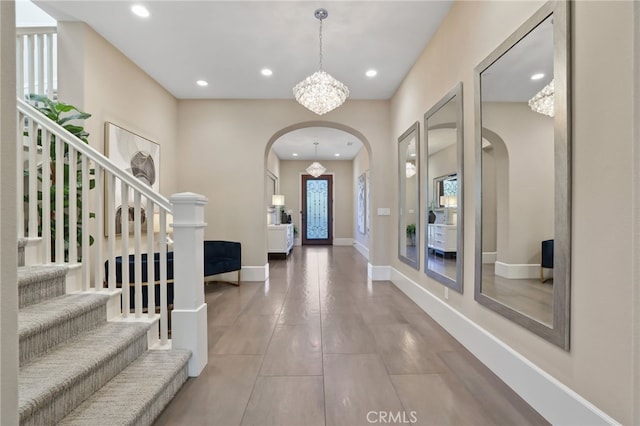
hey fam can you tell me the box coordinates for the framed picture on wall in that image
[105,122,159,235]
[357,172,366,235]
[366,170,370,234]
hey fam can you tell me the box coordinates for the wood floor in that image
[481,265,554,326]
[154,246,547,426]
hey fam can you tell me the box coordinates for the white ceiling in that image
[33,0,454,100]
[29,0,455,160]
[271,127,363,161]
[481,15,553,102]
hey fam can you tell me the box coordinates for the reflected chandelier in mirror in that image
[398,122,420,270]
[474,0,570,349]
[424,83,464,292]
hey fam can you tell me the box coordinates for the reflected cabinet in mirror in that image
[474,0,570,349]
[398,122,420,269]
[424,83,463,292]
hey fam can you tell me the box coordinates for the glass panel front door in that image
[302,175,333,245]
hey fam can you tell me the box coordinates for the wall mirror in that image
[398,122,420,269]
[424,83,463,292]
[474,0,570,349]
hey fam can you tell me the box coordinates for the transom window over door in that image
[302,174,333,245]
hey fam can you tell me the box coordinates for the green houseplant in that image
[406,223,416,246]
[25,94,95,261]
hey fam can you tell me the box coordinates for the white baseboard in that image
[389,267,617,425]
[353,240,369,260]
[333,238,353,246]
[368,264,391,281]
[495,261,539,279]
[240,264,268,282]
[483,251,497,264]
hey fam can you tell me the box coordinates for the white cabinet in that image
[428,224,457,254]
[268,224,294,256]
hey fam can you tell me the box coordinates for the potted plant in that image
[406,223,416,246]
[24,94,95,261]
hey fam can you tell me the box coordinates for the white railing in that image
[18,98,174,344]
[16,26,57,99]
[15,27,208,376]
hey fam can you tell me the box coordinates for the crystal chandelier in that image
[528,79,554,117]
[306,142,327,178]
[293,8,349,116]
[406,162,417,178]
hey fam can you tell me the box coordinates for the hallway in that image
[155,246,546,425]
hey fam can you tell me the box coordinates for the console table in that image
[427,224,457,257]
[268,224,294,256]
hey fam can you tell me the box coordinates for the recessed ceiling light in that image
[131,4,150,18]
[261,68,273,77]
[196,80,208,87]
[531,73,545,81]
[365,69,378,78]
[292,153,298,157]
[334,153,340,157]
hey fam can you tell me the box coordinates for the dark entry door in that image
[301,174,333,245]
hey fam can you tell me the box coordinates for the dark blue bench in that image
[104,240,242,310]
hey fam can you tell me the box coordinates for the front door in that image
[301,174,333,245]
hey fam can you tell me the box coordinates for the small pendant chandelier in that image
[528,79,554,117]
[293,8,349,116]
[306,141,327,178]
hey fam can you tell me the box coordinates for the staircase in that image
[9,26,209,425]
[17,242,190,426]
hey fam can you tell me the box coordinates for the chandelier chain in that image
[319,19,323,70]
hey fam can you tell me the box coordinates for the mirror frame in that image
[474,0,571,349]
[424,83,464,292]
[398,121,420,269]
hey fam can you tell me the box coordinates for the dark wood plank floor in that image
[155,246,547,426]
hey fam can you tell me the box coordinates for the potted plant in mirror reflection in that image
[406,223,416,246]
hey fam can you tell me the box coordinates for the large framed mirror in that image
[424,83,463,292]
[474,0,570,349]
[398,122,420,269]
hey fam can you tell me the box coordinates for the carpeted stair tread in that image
[19,321,150,425]
[59,349,191,426]
[19,293,110,365]
[18,264,68,308]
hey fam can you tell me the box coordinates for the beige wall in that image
[1,1,19,422]
[390,0,635,422]
[57,22,179,197]
[176,100,390,268]
[278,160,354,241]
[428,142,456,207]
[483,102,554,264]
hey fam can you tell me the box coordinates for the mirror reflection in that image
[480,15,554,326]
[398,122,420,269]
[424,84,463,291]
[475,0,571,350]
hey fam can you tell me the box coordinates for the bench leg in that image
[235,269,241,286]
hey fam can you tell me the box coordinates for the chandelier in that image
[293,8,349,116]
[528,79,554,117]
[306,142,327,178]
[406,162,416,178]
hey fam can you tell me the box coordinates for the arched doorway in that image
[264,121,373,258]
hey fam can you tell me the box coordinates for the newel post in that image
[169,192,208,376]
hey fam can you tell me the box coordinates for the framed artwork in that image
[357,172,366,235]
[105,122,159,235]
[366,170,370,234]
